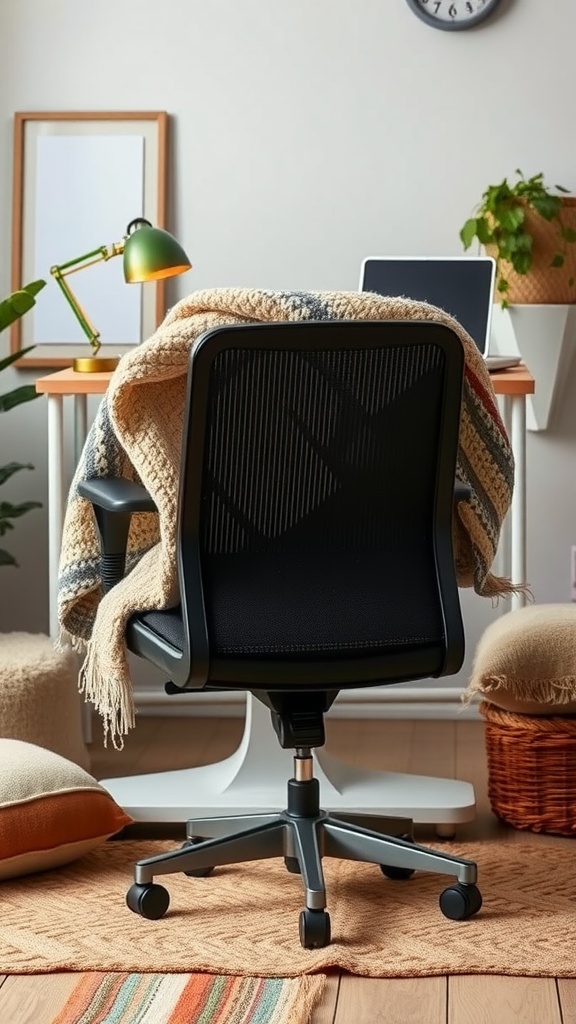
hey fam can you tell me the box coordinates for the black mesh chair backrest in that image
[177,320,465,692]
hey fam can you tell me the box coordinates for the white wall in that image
[1,0,574,691]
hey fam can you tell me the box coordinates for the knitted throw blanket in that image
[58,288,517,746]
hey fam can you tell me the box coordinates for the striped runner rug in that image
[50,972,325,1024]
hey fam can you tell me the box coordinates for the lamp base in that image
[73,356,119,373]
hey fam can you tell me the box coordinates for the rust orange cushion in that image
[0,738,132,880]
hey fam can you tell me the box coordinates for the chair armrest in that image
[77,478,157,593]
[77,477,157,514]
[454,481,472,503]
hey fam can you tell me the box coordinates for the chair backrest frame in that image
[174,319,465,692]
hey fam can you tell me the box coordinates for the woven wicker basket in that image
[486,196,576,304]
[481,702,576,836]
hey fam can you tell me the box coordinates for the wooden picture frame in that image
[11,111,168,368]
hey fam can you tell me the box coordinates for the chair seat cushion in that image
[0,739,132,880]
[465,604,576,714]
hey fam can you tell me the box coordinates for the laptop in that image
[359,256,520,371]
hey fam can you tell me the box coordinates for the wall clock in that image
[405,0,502,31]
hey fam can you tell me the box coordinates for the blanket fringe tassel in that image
[462,675,576,709]
[478,573,533,603]
[78,640,135,750]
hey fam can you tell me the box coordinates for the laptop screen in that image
[359,256,496,357]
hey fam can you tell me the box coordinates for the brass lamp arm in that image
[50,241,126,354]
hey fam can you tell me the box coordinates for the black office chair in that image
[79,319,482,949]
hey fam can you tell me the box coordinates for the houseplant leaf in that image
[0,385,39,413]
[0,280,46,567]
[0,281,46,332]
[0,462,35,487]
[459,171,576,304]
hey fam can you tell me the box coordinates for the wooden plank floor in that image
[2,715,575,1024]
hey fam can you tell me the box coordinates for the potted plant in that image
[459,170,576,307]
[0,280,45,566]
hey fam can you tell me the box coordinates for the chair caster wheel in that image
[181,839,214,877]
[284,856,301,874]
[380,833,416,879]
[126,882,170,920]
[299,909,331,949]
[439,882,482,921]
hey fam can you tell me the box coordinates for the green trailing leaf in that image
[511,251,533,275]
[460,218,478,250]
[0,384,39,413]
[0,280,46,333]
[497,206,525,232]
[531,194,561,221]
[459,171,576,304]
[0,499,42,531]
[23,279,45,297]
[0,549,18,567]
[0,462,34,487]
[0,291,34,331]
[474,217,493,246]
[0,345,38,373]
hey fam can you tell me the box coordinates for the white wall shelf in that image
[491,304,576,431]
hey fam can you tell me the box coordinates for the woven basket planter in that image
[481,702,576,836]
[486,196,576,304]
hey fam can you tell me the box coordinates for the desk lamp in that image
[50,218,191,372]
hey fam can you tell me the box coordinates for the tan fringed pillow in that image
[464,604,576,715]
[0,739,132,880]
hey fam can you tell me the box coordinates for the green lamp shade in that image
[123,221,191,283]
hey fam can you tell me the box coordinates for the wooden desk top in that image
[35,364,536,398]
[35,368,113,395]
[486,364,535,396]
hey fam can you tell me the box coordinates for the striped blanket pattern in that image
[51,972,324,1024]
[57,288,517,746]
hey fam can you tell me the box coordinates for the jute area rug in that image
[2,839,575,979]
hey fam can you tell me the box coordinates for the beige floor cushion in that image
[0,738,131,880]
[0,632,89,768]
[464,604,576,714]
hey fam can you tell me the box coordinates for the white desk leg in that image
[509,394,527,611]
[499,395,512,587]
[73,393,92,743]
[48,393,92,742]
[47,395,64,640]
[74,394,88,463]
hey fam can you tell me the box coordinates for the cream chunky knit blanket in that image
[58,288,517,746]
